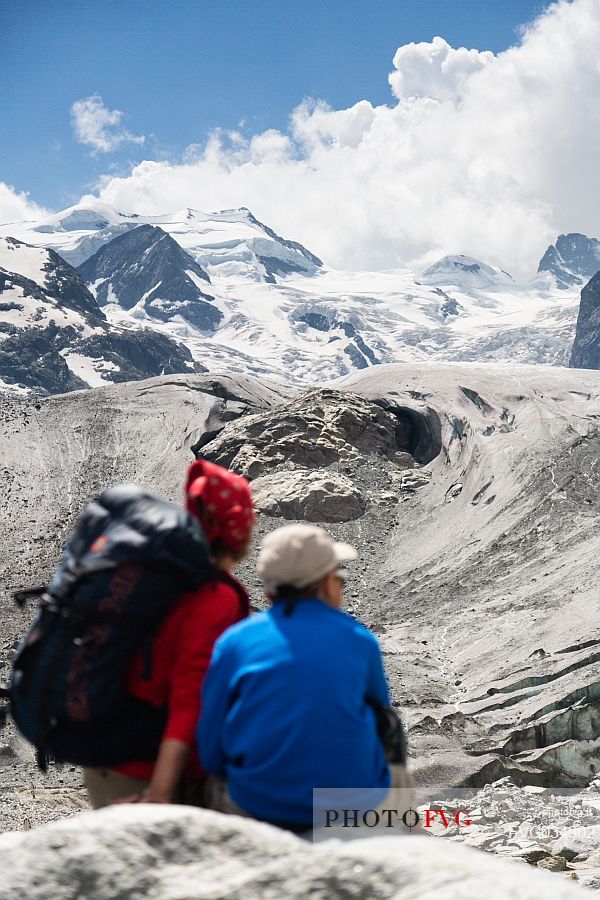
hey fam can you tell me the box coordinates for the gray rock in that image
[509,844,550,863]
[570,272,600,369]
[537,855,568,872]
[200,387,418,478]
[396,470,432,493]
[252,468,365,522]
[553,826,600,861]
[0,805,589,900]
[394,451,417,468]
[0,744,16,765]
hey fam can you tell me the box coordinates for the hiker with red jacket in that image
[84,459,255,808]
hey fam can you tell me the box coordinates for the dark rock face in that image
[0,326,87,394]
[42,247,107,322]
[0,323,205,396]
[570,272,600,369]
[298,312,329,332]
[76,329,206,384]
[78,225,222,332]
[538,233,600,289]
[0,237,206,395]
[296,312,379,368]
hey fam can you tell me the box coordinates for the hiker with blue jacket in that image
[198,523,411,832]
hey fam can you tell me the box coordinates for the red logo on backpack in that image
[90,534,109,553]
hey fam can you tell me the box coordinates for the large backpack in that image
[3,484,215,770]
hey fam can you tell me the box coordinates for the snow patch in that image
[60,351,119,387]
[0,238,50,285]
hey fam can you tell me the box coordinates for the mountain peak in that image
[34,199,134,234]
[77,224,221,332]
[538,232,600,289]
[418,254,514,289]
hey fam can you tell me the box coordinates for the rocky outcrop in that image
[538,234,600,289]
[0,321,204,396]
[197,388,436,523]
[0,804,588,900]
[570,272,600,369]
[198,388,419,478]
[251,469,365,522]
[78,224,222,332]
[0,325,87,394]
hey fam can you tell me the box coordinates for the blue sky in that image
[1,0,549,211]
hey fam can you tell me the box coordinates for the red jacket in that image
[114,573,249,780]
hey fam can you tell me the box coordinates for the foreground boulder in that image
[0,805,588,899]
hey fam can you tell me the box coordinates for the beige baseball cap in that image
[257,523,358,594]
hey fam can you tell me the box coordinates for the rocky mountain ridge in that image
[538,233,600,289]
[78,224,222,331]
[0,236,204,394]
[2,200,598,389]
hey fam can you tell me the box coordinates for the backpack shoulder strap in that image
[210,569,251,619]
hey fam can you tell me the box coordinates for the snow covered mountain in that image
[78,225,222,331]
[537,233,600,289]
[1,200,322,281]
[0,236,203,394]
[0,199,596,391]
[418,254,515,289]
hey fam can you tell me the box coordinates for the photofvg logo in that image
[323,806,472,830]
[312,787,473,841]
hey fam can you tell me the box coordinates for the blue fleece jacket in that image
[198,597,391,825]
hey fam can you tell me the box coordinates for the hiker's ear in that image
[320,571,343,609]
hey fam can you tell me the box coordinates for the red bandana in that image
[185,458,255,552]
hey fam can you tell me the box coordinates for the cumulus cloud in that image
[388,36,494,101]
[91,0,600,276]
[0,182,49,225]
[71,94,145,154]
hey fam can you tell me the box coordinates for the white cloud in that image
[71,94,145,155]
[388,35,494,101]
[83,0,600,275]
[0,182,49,226]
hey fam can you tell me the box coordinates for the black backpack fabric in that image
[6,484,212,770]
[366,698,408,766]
